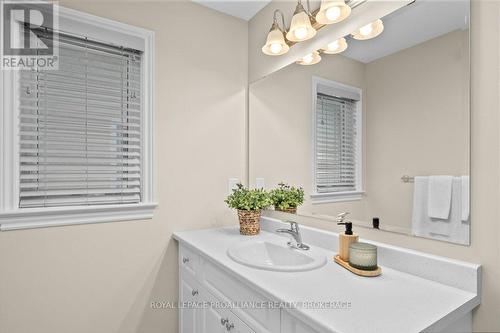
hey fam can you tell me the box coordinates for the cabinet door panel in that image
[180,274,202,333]
[202,306,227,333]
[199,287,229,333]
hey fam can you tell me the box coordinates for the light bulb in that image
[270,43,283,54]
[316,0,351,25]
[327,40,340,52]
[302,53,313,64]
[297,51,321,65]
[352,19,384,40]
[294,27,308,40]
[322,37,347,54]
[359,23,374,36]
[262,23,290,56]
[325,6,341,21]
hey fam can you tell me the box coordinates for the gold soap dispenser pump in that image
[336,212,359,262]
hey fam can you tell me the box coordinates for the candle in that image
[349,242,378,271]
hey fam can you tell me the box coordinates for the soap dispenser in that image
[336,212,359,262]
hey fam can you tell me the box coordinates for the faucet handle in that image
[285,220,299,231]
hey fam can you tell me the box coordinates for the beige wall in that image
[364,29,470,229]
[257,1,500,331]
[0,2,247,333]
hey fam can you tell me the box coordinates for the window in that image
[311,77,363,203]
[0,7,156,230]
[19,31,142,208]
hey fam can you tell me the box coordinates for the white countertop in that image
[173,226,480,333]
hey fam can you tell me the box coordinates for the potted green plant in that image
[269,182,304,214]
[225,183,271,235]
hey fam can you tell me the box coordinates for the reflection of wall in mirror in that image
[364,28,469,230]
[249,28,469,232]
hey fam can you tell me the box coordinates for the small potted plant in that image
[269,182,304,214]
[225,183,271,235]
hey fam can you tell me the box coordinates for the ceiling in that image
[192,0,271,21]
[343,0,469,63]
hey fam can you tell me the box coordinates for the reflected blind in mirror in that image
[315,93,357,193]
[18,32,142,208]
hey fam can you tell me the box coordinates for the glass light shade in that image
[286,3,317,42]
[321,37,348,54]
[351,19,384,40]
[297,51,321,65]
[315,0,351,25]
[262,24,290,56]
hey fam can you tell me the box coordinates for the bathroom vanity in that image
[174,218,481,333]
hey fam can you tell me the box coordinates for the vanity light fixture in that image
[262,10,290,56]
[315,0,351,25]
[297,51,321,65]
[351,19,384,40]
[321,37,348,54]
[286,0,317,42]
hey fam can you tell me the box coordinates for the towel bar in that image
[401,175,414,183]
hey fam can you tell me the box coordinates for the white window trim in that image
[0,6,156,230]
[311,76,364,204]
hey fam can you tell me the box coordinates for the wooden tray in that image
[334,255,382,277]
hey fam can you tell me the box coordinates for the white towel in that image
[412,177,452,237]
[428,176,453,219]
[412,176,432,237]
[412,176,469,245]
[461,175,470,221]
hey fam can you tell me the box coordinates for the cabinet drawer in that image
[179,244,199,278]
[200,259,280,333]
[200,286,256,333]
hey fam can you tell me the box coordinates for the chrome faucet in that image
[276,221,310,250]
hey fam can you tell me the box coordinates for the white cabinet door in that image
[200,303,227,333]
[179,274,202,333]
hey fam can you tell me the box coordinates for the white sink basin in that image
[227,240,327,272]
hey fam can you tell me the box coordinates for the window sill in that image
[0,203,158,231]
[310,191,364,204]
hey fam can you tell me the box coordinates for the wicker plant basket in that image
[275,206,297,214]
[237,209,261,235]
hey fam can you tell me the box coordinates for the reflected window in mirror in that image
[312,77,363,204]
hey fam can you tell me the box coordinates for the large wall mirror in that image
[249,0,470,245]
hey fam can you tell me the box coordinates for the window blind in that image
[18,31,142,208]
[315,93,357,193]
